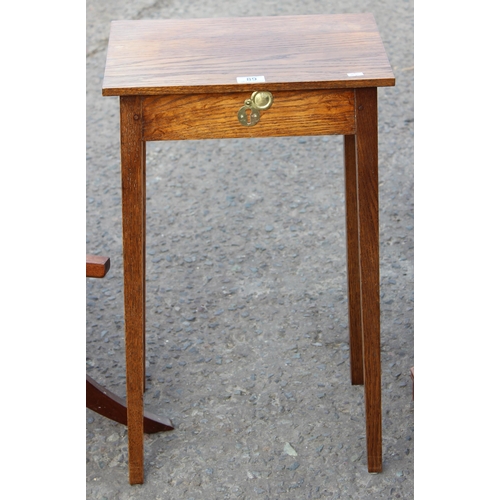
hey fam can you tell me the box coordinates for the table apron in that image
[141,89,356,141]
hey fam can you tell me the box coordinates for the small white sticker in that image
[347,72,364,77]
[237,75,266,84]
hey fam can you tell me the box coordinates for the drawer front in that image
[142,89,355,141]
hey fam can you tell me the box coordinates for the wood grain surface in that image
[120,96,146,485]
[142,89,355,141]
[343,136,364,386]
[86,375,174,434]
[354,87,382,473]
[102,14,395,96]
[104,15,393,481]
[86,255,110,278]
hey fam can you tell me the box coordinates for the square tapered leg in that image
[354,87,382,473]
[120,95,146,484]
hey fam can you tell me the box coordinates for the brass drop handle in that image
[237,91,274,126]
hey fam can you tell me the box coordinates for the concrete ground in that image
[86,1,414,498]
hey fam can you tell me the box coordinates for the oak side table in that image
[102,13,395,484]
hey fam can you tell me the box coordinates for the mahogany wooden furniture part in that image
[102,13,395,484]
[86,255,174,433]
[86,254,111,279]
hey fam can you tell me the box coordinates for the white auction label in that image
[237,76,266,83]
[347,72,364,77]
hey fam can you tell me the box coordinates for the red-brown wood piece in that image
[86,255,174,441]
[141,90,355,141]
[120,95,147,485]
[87,375,174,433]
[344,135,364,385]
[355,87,382,473]
[101,14,395,483]
[86,255,110,278]
[102,14,395,96]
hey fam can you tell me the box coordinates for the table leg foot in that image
[368,459,383,474]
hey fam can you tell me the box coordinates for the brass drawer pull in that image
[251,91,274,110]
[237,91,274,126]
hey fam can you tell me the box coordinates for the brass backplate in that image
[237,91,274,126]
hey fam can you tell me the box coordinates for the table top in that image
[102,14,395,96]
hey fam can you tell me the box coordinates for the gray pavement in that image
[86,1,414,498]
